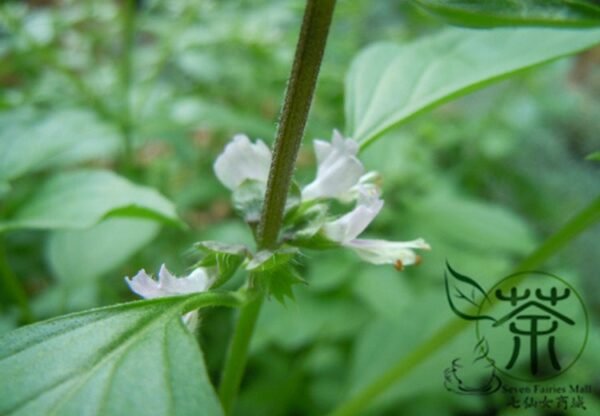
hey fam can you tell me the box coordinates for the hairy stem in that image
[218,1,336,413]
[328,195,600,416]
[257,0,337,250]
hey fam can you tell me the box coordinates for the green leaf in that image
[0,170,182,232]
[39,219,159,319]
[47,218,160,283]
[0,182,10,198]
[307,249,358,292]
[195,241,248,287]
[0,293,241,416]
[346,27,600,147]
[0,109,120,183]
[586,151,600,161]
[411,189,536,254]
[413,0,600,28]
[348,309,484,414]
[31,282,100,320]
[351,265,413,320]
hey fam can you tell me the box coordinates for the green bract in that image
[246,247,304,303]
[195,241,248,288]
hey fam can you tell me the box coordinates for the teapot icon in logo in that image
[444,338,502,395]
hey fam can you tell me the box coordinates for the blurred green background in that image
[1,0,599,415]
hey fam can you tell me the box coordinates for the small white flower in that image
[126,264,213,298]
[344,238,430,268]
[125,264,214,330]
[302,130,365,201]
[323,188,430,268]
[322,187,383,243]
[214,134,272,190]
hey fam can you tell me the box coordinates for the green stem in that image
[328,195,600,416]
[258,0,337,250]
[218,1,336,413]
[182,290,248,312]
[217,292,263,415]
[0,239,33,325]
[514,196,600,272]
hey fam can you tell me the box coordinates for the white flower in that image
[126,264,213,297]
[301,130,365,201]
[125,264,214,329]
[323,188,430,268]
[214,134,272,190]
[344,238,430,268]
[322,187,383,243]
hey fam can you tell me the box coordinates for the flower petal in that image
[214,134,272,190]
[301,130,364,201]
[164,268,214,295]
[346,238,431,266]
[340,171,382,203]
[125,265,214,299]
[322,190,383,243]
[125,269,166,299]
[158,263,176,288]
[313,139,333,165]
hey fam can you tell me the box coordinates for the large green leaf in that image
[47,218,160,284]
[410,189,536,254]
[36,218,160,318]
[0,170,182,232]
[0,109,120,183]
[345,27,600,147]
[0,294,236,416]
[414,0,600,28]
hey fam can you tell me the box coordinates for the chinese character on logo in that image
[443,264,587,381]
[493,286,574,375]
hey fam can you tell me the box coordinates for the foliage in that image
[413,0,600,28]
[0,292,241,416]
[1,1,599,415]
